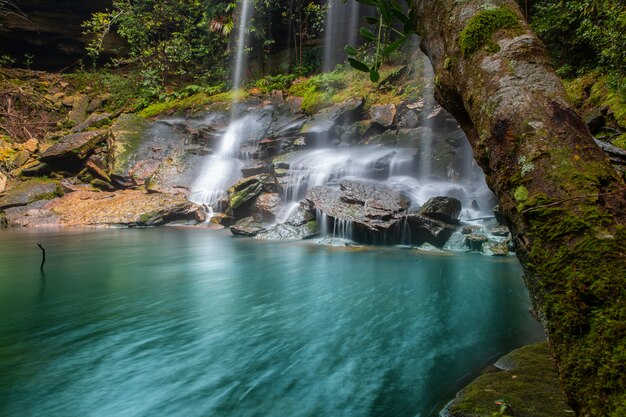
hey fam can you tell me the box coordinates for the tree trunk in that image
[412,1,626,416]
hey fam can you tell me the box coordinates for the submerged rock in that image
[230,217,267,237]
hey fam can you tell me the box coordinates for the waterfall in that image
[187,0,255,216]
[323,0,360,71]
[419,58,435,180]
[232,0,253,95]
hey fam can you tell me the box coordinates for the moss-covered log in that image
[412,1,626,415]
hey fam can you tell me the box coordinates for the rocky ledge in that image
[2,189,204,227]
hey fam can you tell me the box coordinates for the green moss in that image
[513,185,528,202]
[521,190,626,416]
[306,220,317,234]
[447,343,573,417]
[459,8,521,56]
[138,213,154,224]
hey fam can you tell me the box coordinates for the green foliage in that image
[82,0,231,82]
[65,70,143,111]
[283,1,327,73]
[531,0,625,81]
[459,8,521,56]
[346,0,415,83]
[254,74,298,93]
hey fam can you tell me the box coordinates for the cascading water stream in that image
[188,0,254,216]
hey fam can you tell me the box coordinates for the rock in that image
[67,94,90,126]
[584,108,604,134]
[86,154,111,182]
[493,205,507,225]
[3,190,205,227]
[441,343,573,417]
[70,112,112,133]
[108,114,152,186]
[23,138,39,153]
[301,98,364,144]
[11,150,30,167]
[491,226,510,237]
[398,109,419,128]
[418,196,462,224]
[285,96,303,113]
[465,234,489,251]
[20,162,52,177]
[90,178,115,191]
[369,104,396,128]
[462,225,481,235]
[230,216,267,237]
[227,174,277,215]
[40,130,108,163]
[485,241,509,256]
[0,179,61,210]
[251,192,282,222]
[594,138,626,167]
[241,160,269,177]
[87,97,103,112]
[303,179,453,246]
[255,206,317,240]
[0,171,6,194]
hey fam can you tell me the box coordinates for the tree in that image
[407,1,626,416]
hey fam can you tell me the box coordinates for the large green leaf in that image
[345,45,358,56]
[348,58,370,73]
[359,27,376,42]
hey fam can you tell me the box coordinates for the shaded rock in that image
[67,94,90,126]
[20,162,52,177]
[584,108,604,134]
[90,178,115,191]
[465,234,488,251]
[0,179,61,209]
[441,343,573,417]
[40,130,108,163]
[11,150,30,167]
[71,112,112,133]
[230,216,267,237]
[301,98,364,144]
[251,192,282,222]
[86,154,111,182]
[418,196,461,224]
[369,103,396,128]
[493,205,507,225]
[406,215,456,247]
[3,199,61,227]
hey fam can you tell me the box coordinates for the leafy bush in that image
[531,0,625,81]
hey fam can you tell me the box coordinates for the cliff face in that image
[0,0,122,70]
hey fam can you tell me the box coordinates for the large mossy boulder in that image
[107,114,152,186]
[441,342,573,417]
[227,174,277,216]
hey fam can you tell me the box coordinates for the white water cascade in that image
[188,0,255,215]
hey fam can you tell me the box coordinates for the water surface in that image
[0,228,544,417]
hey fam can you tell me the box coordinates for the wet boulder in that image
[230,216,267,237]
[465,234,489,252]
[227,174,277,217]
[251,192,282,222]
[241,160,269,177]
[255,206,317,240]
[418,196,462,224]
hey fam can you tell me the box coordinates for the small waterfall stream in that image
[323,0,361,71]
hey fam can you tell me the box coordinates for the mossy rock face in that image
[107,114,151,186]
[443,342,574,417]
[0,179,61,210]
